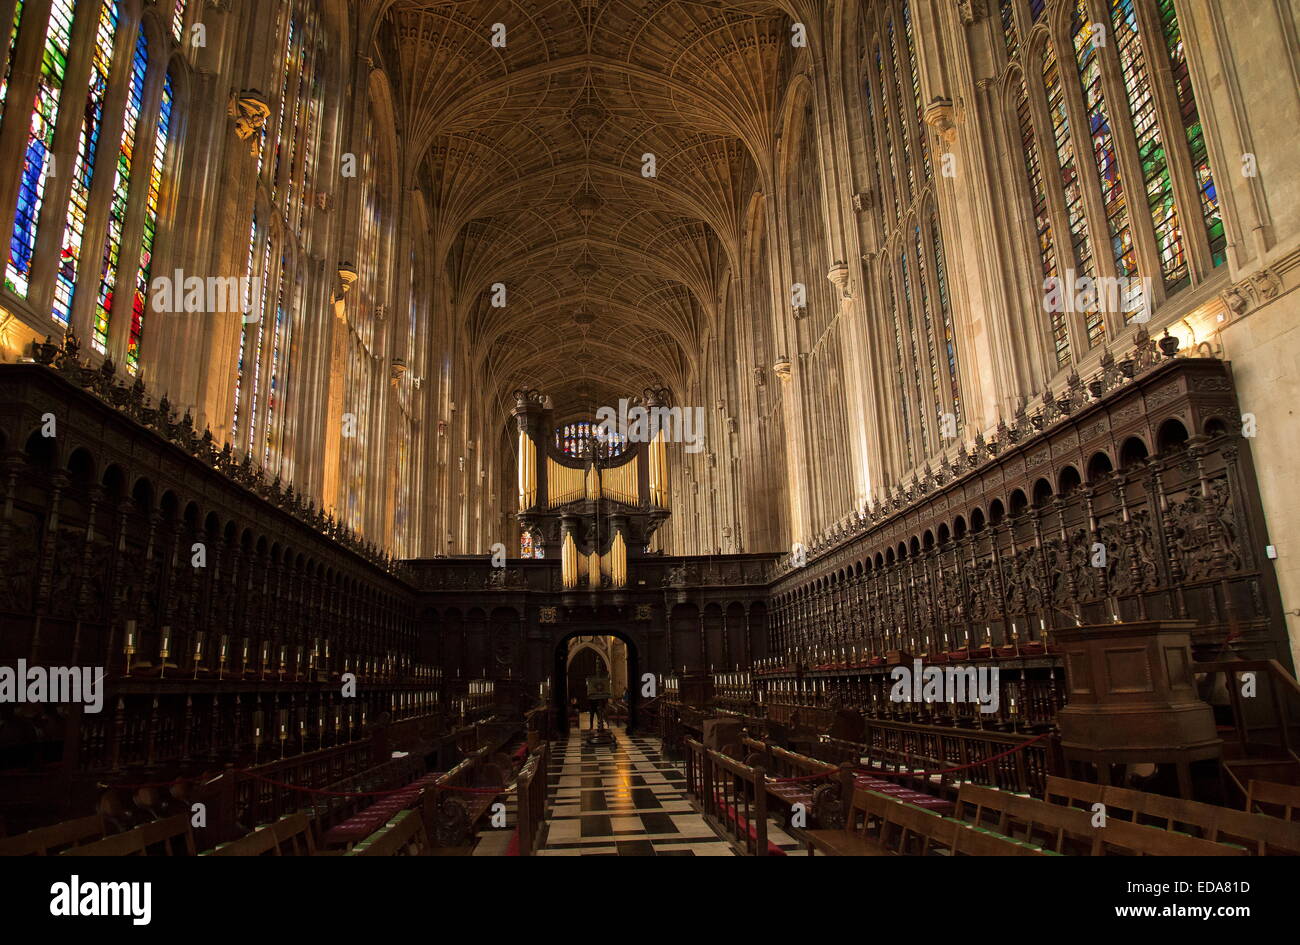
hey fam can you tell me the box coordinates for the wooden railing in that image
[805,718,1060,798]
[515,742,550,856]
[684,737,773,855]
[1195,659,1300,800]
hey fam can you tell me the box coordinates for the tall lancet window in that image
[127,73,174,372]
[172,0,188,44]
[231,0,328,481]
[1000,0,1225,371]
[862,0,965,469]
[0,2,26,128]
[52,0,117,326]
[5,0,75,297]
[92,27,147,358]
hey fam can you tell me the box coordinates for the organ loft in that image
[0,0,1298,888]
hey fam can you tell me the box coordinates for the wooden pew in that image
[1093,817,1246,856]
[802,788,889,856]
[351,810,429,856]
[0,814,108,856]
[514,743,549,856]
[1047,775,1300,854]
[204,812,320,856]
[742,735,851,827]
[421,745,516,848]
[204,825,279,856]
[951,824,1052,856]
[1247,779,1300,821]
[685,738,778,856]
[879,796,962,855]
[805,787,1045,856]
[1044,774,1103,810]
[956,784,1097,855]
[61,814,194,856]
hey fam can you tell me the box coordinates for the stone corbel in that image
[827,261,853,301]
[956,0,986,25]
[228,89,270,155]
[773,356,792,383]
[390,358,407,387]
[851,191,872,214]
[331,261,358,319]
[923,97,959,150]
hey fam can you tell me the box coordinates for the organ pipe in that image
[548,458,584,507]
[517,431,536,510]
[562,531,579,588]
[649,429,669,507]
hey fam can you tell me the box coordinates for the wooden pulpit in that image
[1054,619,1221,798]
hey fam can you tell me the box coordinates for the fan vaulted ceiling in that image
[375,0,795,422]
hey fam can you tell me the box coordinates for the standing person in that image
[587,699,599,731]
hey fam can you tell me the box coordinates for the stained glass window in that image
[126,72,173,372]
[262,254,288,466]
[888,17,914,205]
[232,213,258,443]
[875,47,900,222]
[51,1,116,325]
[92,27,147,356]
[899,248,930,450]
[902,2,931,183]
[554,421,626,457]
[1000,0,1019,59]
[1045,41,1095,288]
[6,0,74,297]
[930,211,962,426]
[862,74,886,237]
[0,0,26,132]
[912,225,941,429]
[172,0,187,44]
[520,531,534,558]
[889,265,912,467]
[1110,0,1184,293]
[1157,0,1224,266]
[865,1,965,457]
[233,0,328,477]
[1072,3,1133,345]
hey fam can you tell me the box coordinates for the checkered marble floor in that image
[532,723,806,856]
[534,722,735,856]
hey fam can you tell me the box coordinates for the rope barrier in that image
[769,770,836,784]
[101,756,529,798]
[850,729,1055,780]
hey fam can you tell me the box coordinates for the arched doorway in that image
[552,630,640,736]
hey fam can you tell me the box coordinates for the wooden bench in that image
[742,736,850,827]
[204,812,318,856]
[956,784,1097,855]
[685,738,781,856]
[1247,779,1300,821]
[803,789,890,856]
[1047,775,1300,854]
[1093,817,1246,856]
[513,743,549,856]
[421,746,514,848]
[61,813,195,856]
[951,823,1052,856]
[0,814,108,856]
[805,787,1050,856]
[350,810,429,856]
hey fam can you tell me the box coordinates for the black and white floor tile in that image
[529,722,805,856]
